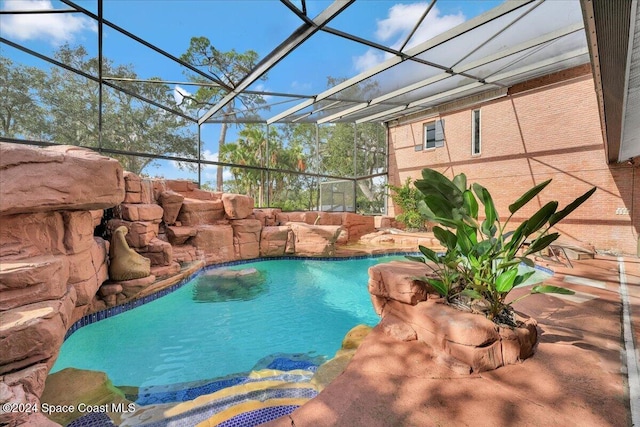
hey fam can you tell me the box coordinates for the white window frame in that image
[472,109,481,156]
[424,121,437,150]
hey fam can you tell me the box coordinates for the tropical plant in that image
[407,168,596,324]
[388,177,430,230]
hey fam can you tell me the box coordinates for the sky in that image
[0,0,504,182]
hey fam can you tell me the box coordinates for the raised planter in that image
[368,261,538,373]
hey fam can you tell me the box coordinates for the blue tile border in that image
[216,405,300,427]
[67,411,115,427]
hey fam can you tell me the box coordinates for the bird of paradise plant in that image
[406,168,596,323]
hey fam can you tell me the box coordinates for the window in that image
[472,109,481,155]
[424,122,436,149]
[420,119,445,151]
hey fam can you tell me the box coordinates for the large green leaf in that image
[523,201,558,235]
[423,194,456,220]
[524,232,560,255]
[472,182,488,205]
[531,285,575,295]
[495,268,518,293]
[419,245,440,264]
[462,190,479,218]
[474,187,498,237]
[405,255,425,264]
[504,220,529,254]
[417,169,464,207]
[456,223,478,256]
[426,278,448,297]
[549,186,597,226]
[467,253,481,269]
[519,257,535,267]
[456,226,473,255]
[453,173,467,193]
[508,179,552,214]
[433,226,457,251]
[513,270,535,287]
[417,200,436,219]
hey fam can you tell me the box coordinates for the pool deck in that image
[260,254,640,427]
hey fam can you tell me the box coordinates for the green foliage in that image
[1,46,197,174]
[181,37,267,190]
[388,178,429,230]
[217,123,316,208]
[408,168,596,322]
[0,57,47,137]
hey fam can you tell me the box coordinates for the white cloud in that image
[400,6,465,51]
[353,49,387,74]
[352,3,465,72]
[253,83,272,101]
[0,0,97,46]
[173,85,191,106]
[201,149,218,162]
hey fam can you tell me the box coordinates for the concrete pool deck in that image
[260,255,640,427]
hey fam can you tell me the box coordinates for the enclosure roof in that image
[203,0,590,125]
[1,0,590,126]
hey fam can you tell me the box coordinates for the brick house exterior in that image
[387,65,639,255]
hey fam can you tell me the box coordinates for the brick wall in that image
[388,67,639,255]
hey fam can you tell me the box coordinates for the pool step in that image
[120,370,317,426]
[134,368,315,405]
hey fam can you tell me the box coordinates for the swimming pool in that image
[52,255,409,389]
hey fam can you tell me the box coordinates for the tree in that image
[0,57,47,138]
[180,37,267,190]
[1,46,198,174]
[316,77,386,213]
[38,45,197,174]
[219,123,315,209]
[219,124,271,202]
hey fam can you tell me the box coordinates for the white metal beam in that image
[317,102,370,124]
[453,22,584,74]
[354,105,409,124]
[408,81,485,108]
[484,47,589,83]
[199,0,354,125]
[346,28,586,123]
[308,22,585,123]
[268,98,316,124]
[404,48,588,109]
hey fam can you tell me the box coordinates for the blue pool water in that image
[52,256,407,388]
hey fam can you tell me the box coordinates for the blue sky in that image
[0,0,503,182]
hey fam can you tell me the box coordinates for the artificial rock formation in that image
[0,142,381,426]
[368,261,538,373]
[0,143,124,427]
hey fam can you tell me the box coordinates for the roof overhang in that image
[581,0,640,164]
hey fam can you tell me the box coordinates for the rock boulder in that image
[0,143,124,215]
[222,194,254,219]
